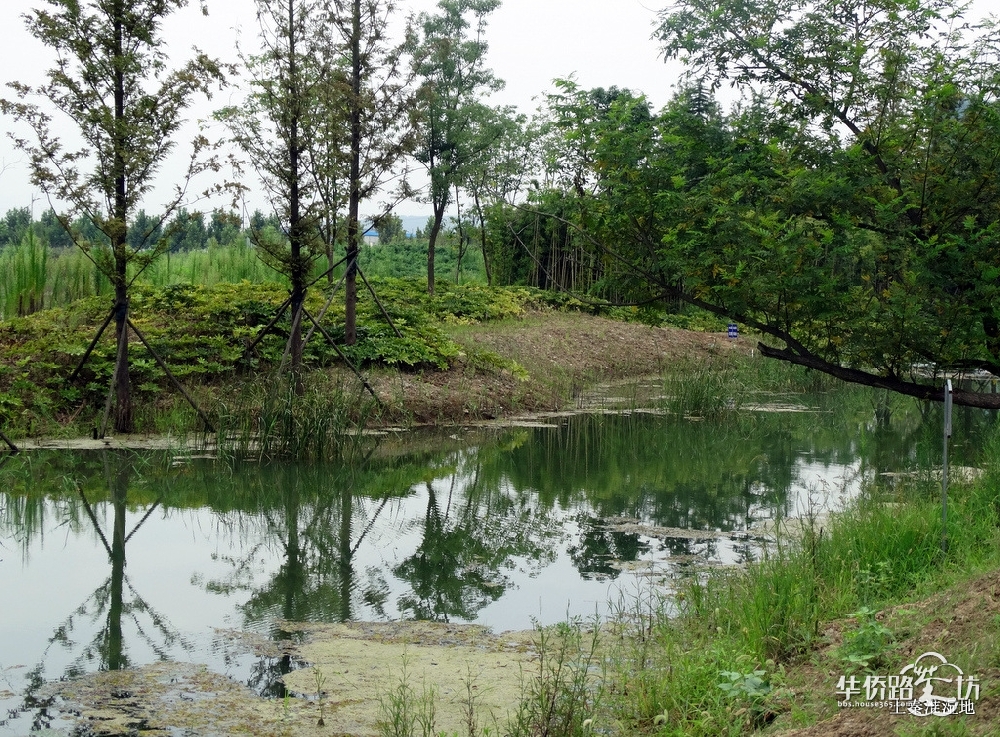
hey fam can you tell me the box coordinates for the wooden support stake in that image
[306,253,349,291]
[302,308,381,404]
[357,263,403,340]
[303,266,349,347]
[99,321,129,438]
[125,498,163,544]
[0,429,17,453]
[78,487,114,558]
[127,319,216,433]
[241,296,292,362]
[69,306,116,382]
[278,303,305,376]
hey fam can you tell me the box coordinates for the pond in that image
[0,387,989,734]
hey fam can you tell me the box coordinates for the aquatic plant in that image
[214,376,379,462]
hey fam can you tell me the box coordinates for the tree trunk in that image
[287,0,304,394]
[426,200,446,296]
[453,184,465,284]
[339,487,353,621]
[345,0,362,345]
[112,2,132,433]
[112,289,132,433]
[472,190,491,285]
[107,461,128,671]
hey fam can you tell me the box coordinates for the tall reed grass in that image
[138,240,282,287]
[0,236,486,318]
[50,246,111,306]
[0,239,284,318]
[214,376,380,461]
[0,231,49,317]
[659,351,839,418]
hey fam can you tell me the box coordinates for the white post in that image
[942,379,952,553]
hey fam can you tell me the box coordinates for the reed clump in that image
[0,231,49,318]
[659,350,839,419]
[214,376,379,462]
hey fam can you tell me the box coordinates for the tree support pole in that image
[302,308,381,405]
[126,319,215,433]
[303,265,350,347]
[78,487,114,558]
[69,306,117,382]
[356,263,403,340]
[278,303,305,377]
[306,254,349,291]
[0,429,17,453]
[124,497,163,544]
[246,256,352,366]
[241,297,292,362]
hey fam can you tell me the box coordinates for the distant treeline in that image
[0,207,458,253]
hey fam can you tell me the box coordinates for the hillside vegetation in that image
[0,277,732,438]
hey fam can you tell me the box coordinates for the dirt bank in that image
[374,312,751,423]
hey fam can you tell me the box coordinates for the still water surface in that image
[0,391,988,733]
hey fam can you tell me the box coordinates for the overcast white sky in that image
[1,0,993,221]
[0,0,678,219]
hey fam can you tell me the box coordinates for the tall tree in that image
[1,0,225,431]
[218,0,333,389]
[409,0,503,295]
[376,212,404,244]
[329,0,415,345]
[38,207,75,249]
[496,82,652,295]
[0,207,31,248]
[582,0,1000,408]
[453,104,528,285]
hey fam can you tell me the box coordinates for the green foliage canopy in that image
[536,0,1000,408]
[409,0,503,294]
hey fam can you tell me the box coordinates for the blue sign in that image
[728,323,738,339]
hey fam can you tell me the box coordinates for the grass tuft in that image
[215,376,378,462]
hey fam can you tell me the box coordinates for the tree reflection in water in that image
[5,450,187,731]
[394,451,560,621]
[0,391,993,730]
